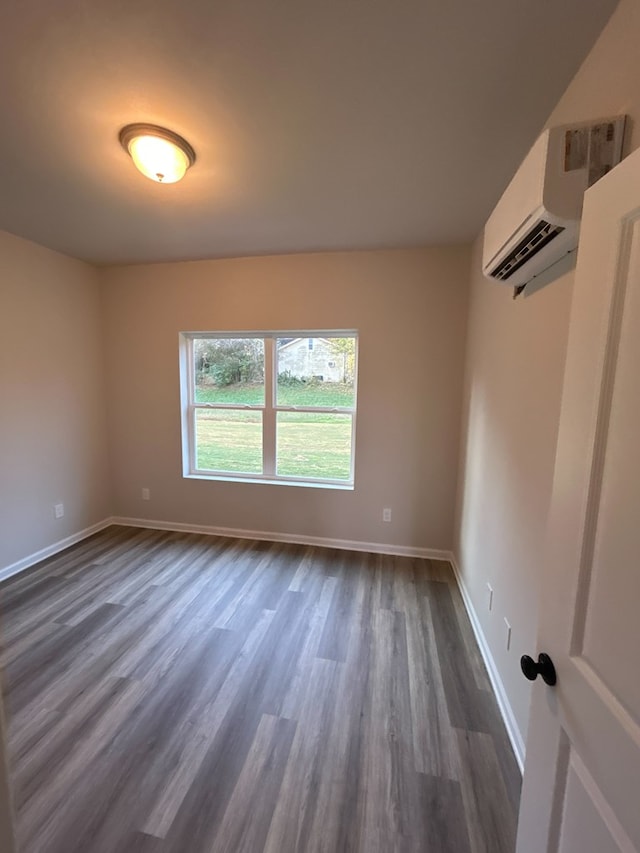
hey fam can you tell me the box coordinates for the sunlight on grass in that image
[195,409,353,480]
[195,383,264,405]
[195,410,262,474]
[277,413,352,480]
[195,382,353,408]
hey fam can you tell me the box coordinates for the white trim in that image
[111,516,450,560]
[0,518,115,584]
[450,551,526,773]
[183,329,359,341]
[184,472,355,490]
[263,336,276,477]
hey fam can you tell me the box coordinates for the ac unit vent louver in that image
[489,220,565,282]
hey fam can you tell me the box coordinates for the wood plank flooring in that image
[0,526,521,852]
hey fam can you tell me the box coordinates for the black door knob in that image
[520,653,557,686]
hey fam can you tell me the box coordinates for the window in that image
[180,332,358,487]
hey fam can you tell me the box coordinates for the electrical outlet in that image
[54,503,64,519]
[504,617,512,651]
[142,488,150,501]
[486,583,494,612]
[382,508,392,523]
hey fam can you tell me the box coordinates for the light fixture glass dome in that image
[119,124,196,183]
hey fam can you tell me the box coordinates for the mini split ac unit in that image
[482,116,626,291]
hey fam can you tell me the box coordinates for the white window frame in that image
[179,330,358,489]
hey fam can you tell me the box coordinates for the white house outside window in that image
[180,331,358,487]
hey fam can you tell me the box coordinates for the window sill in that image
[184,473,354,491]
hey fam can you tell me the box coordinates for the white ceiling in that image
[0,0,618,264]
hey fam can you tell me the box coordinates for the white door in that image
[515,144,640,852]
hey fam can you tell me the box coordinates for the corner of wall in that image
[96,264,116,521]
[450,550,526,771]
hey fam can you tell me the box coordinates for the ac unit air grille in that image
[489,220,565,281]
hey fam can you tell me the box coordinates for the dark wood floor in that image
[0,526,520,853]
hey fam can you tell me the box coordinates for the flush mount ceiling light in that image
[119,123,196,184]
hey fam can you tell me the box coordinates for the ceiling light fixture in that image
[119,123,196,184]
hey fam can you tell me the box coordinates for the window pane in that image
[194,338,264,404]
[276,337,355,408]
[276,412,352,481]
[195,410,262,474]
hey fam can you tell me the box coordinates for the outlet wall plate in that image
[382,508,392,522]
[54,503,64,519]
[504,617,512,651]
[486,583,494,611]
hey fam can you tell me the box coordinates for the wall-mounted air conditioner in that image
[482,117,626,291]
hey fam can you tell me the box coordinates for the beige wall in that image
[454,0,640,751]
[101,247,470,551]
[0,231,111,573]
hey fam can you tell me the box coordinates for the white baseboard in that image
[0,518,115,584]
[111,516,451,561]
[449,552,526,773]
